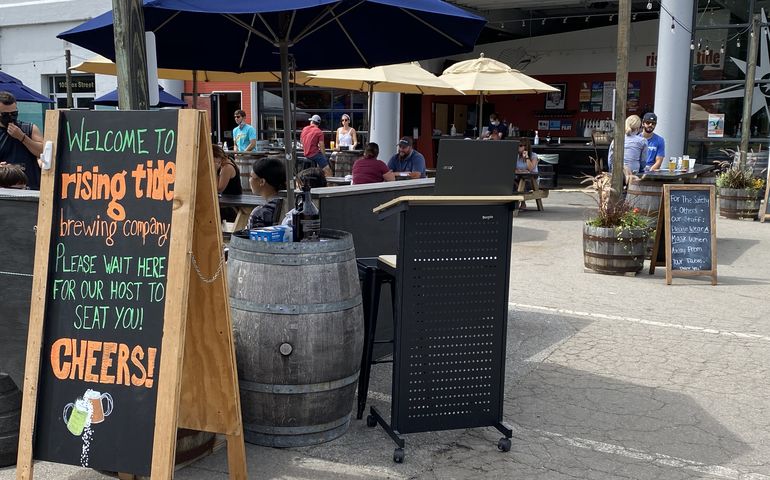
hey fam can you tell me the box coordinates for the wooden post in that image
[64,49,73,108]
[611,0,631,200]
[112,0,149,110]
[739,14,760,168]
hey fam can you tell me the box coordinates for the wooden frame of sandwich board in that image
[16,109,247,479]
[650,184,717,286]
[761,166,770,222]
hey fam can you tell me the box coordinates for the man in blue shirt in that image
[232,109,256,152]
[387,137,426,178]
[640,112,665,171]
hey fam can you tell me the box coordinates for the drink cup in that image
[63,398,91,436]
[330,141,335,150]
[84,389,113,424]
[668,158,677,171]
[682,158,689,171]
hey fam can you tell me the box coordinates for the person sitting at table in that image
[608,114,648,182]
[482,112,507,140]
[247,157,285,230]
[0,162,28,189]
[335,114,358,151]
[352,142,396,185]
[300,114,332,177]
[213,144,242,222]
[515,137,539,174]
[387,137,426,179]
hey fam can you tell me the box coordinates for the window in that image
[48,74,95,109]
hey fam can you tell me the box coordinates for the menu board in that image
[663,184,717,285]
[33,110,179,475]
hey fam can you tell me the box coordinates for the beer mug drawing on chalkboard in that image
[84,389,113,424]
[62,398,91,436]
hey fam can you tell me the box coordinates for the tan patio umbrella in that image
[438,53,558,136]
[301,62,461,131]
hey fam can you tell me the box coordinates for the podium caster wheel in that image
[366,415,377,428]
[498,437,511,452]
[393,447,405,463]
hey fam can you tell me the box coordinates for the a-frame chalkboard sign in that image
[16,110,247,479]
[650,184,717,285]
[761,167,770,222]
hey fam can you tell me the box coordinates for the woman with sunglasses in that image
[335,114,358,151]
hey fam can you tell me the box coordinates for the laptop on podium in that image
[433,138,518,196]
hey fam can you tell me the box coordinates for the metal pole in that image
[112,0,149,110]
[280,41,295,209]
[739,14,760,169]
[64,49,73,108]
[192,70,198,109]
[611,0,630,199]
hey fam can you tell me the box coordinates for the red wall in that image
[183,81,253,122]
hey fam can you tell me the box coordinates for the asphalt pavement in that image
[3,189,769,479]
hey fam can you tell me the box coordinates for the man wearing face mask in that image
[0,91,43,190]
[483,112,507,140]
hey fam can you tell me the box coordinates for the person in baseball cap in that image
[388,136,426,178]
[300,114,331,176]
[640,112,665,171]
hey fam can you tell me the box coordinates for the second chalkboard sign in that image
[663,184,717,285]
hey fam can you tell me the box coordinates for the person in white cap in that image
[640,112,665,171]
[300,114,331,176]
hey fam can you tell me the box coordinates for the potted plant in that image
[716,148,766,219]
[582,172,650,275]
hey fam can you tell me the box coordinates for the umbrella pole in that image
[367,82,374,142]
[477,94,483,139]
[192,70,198,109]
[280,41,295,209]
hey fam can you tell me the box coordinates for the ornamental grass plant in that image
[582,172,648,230]
[715,148,766,192]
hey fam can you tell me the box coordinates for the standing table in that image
[364,195,519,463]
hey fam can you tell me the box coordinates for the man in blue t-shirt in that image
[387,137,426,178]
[640,112,665,171]
[232,109,256,152]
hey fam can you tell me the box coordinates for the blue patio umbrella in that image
[93,85,186,107]
[58,0,486,205]
[0,71,54,104]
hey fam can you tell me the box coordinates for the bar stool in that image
[355,256,396,419]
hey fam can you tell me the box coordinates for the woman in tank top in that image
[213,144,242,222]
[335,113,358,150]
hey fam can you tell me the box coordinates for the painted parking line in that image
[526,427,770,480]
[510,302,770,343]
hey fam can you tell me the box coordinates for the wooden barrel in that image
[718,187,762,219]
[231,152,269,191]
[0,373,21,467]
[583,224,648,274]
[227,230,364,447]
[626,181,661,226]
[331,151,359,177]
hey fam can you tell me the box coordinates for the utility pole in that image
[612,0,631,200]
[739,14,760,168]
[64,49,73,108]
[112,0,149,110]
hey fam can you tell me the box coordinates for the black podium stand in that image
[367,196,517,463]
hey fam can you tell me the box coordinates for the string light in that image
[705,42,710,55]
[720,42,724,54]
[541,18,546,25]
[697,38,702,49]
[737,37,741,48]
[670,17,675,32]
[632,13,638,20]
[609,14,614,22]
[585,16,589,22]
[647,1,653,9]
[690,39,695,50]
[522,19,525,27]
[563,17,568,24]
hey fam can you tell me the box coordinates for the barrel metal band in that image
[230,296,361,314]
[244,416,350,435]
[239,371,359,394]
[229,248,355,265]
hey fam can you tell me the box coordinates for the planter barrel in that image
[718,187,762,219]
[227,230,364,447]
[626,181,661,226]
[583,224,648,275]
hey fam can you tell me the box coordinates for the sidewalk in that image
[3,190,769,479]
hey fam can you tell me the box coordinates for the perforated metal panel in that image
[392,203,513,434]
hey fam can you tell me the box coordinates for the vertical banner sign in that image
[34,110,178,475]
[664,184,717,285]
